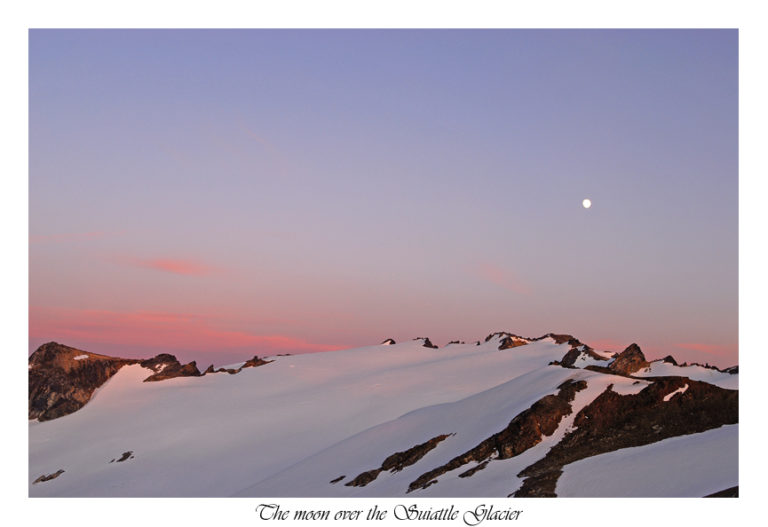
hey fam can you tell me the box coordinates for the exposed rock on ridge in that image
[514,378,738,497]
[29,343,273,421]
[202,355,274,376]
[141,354,202,382]
[484,332,530,350]
[608,343,650,375]
[29,342,140,421]
[345,434,452,487]
[414,337,438,349]
[408,379,587,492]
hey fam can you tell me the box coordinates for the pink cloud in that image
[30,307,339,355]
[136,258,215,276]
[109,255,218,276]
[471,262,531,295]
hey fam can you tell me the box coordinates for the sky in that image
[28,29,738,367]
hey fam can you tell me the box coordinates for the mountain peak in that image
[608,343,650,375]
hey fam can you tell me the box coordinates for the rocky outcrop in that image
[115,451,134,462]
[680,360,734,373]
[484,332,530,350]
[458,460,489,478]
[381,338,396,345]
[608,343,650,375]
[514,378,738,497]
[546,333,579,345]
[29,342,140,421]
[661,355,678,365]
[346,434,452,487]
[33,469,65,484]
[408,379,587,492]
[498,336,528,350]
[142,354,202,382]
[202,356,274,376]
[242,355,272,369]
[705,486,738,497]
[415,337,438,349]
[559,345,607,368]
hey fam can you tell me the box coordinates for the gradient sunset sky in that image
[29,29,737,367]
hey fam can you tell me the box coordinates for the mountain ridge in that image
[29,333,738,497]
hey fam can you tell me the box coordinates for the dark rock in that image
[447,340,465,345]
[498,336,528,350]
[329,475,345,484]
[346,434,452,487]
[514,378,738,497]
[662,355,678,366]
[559,344,606,368]
[608,343,650,375]
[705,486,738,497]
[33,469,65,484]
[547,333,577,345]
[723,365,739,374]
[558,348,581,368]
[116,451,133,462]
[484,332,530,348]
[344,468,381,487]
[29,342,140,421]
[415,337,438,349]
[381,338,396,345]
[408,379,587,492]
[458,460,490,478]
[203,364,215,375]
[143,356,202,382]
[140,353,177,368]
[680,361,723,372]
[242,355,273,369]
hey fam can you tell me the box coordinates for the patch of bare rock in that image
[141,354,202,382]
[345,434,452,487]
[407,379,587,492]
[414,337,438,349]
[29,342,141,421]
[513,377,738,497]
[608,343,650,375]
[201,355,274,376]
[33,469,65,484]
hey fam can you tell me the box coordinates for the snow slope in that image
[556,425,738,497]
[29,335,738,497]
[29,337,567,497]
[237,368,650,497]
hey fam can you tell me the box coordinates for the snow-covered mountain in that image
[28,333,738,497]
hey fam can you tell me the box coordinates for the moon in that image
[582,198,592,209]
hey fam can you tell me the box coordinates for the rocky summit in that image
[29,342,140,421]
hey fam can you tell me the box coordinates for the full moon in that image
[582,198,592,209]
